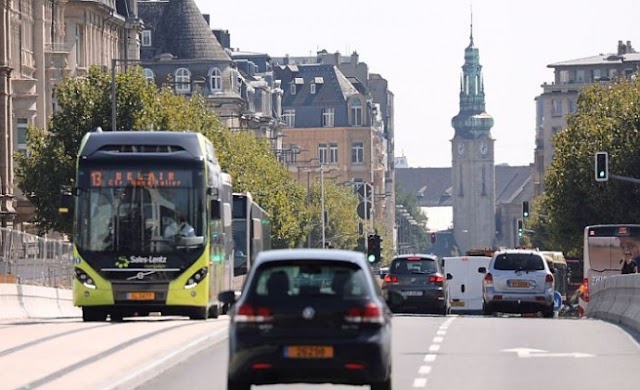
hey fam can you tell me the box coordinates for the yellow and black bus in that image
[71,130,231,321]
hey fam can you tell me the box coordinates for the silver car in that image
[479,249,555,317]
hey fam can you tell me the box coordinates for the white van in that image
[442,256,491,313]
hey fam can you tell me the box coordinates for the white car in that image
[479,249,555,317]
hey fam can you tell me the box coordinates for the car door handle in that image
[461,284,465,293]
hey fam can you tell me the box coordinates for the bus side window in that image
[211,199,221,219]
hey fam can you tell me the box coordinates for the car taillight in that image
[484,272,493,288]
[545,273,554,288]
[383,274,398,284]
[428,275,444,285]
[234,303,272,323]
[345,302,383,323]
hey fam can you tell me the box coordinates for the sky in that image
[195,0,640,168]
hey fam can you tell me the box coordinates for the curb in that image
[98,324,229,390]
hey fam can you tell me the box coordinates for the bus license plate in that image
[127,292,155,300]
[285,345,334,359]
[451,300,465,307]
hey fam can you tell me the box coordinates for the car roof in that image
[254,249,368,267]
[493,249,542,256]
[392,253,439,261]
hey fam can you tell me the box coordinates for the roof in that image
[254,249,367,266]
[548,52,640,67]
[139,0,230,61]
[395,165,533,207]
[275,64,359,106]
[79,130,205,158]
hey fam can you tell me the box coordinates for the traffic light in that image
[522,201,529,218]
[366,234,382,263]
[430,232,437,244]
[517,219,523,237]
[595,151,608,182]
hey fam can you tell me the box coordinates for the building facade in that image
[533,40,640,196]
[3,0,141,227]
[450,28,496,253]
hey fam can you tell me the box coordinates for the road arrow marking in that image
[501,348,594,358]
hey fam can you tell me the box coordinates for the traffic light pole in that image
[609,174,640,185]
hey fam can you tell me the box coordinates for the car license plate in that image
[285,345,334,359]
[451,300,465,307]
[402,290,423,296]
[127,292,155,300]
[510,280,530,288]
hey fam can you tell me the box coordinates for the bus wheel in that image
[208,305,219,319]
[110,311,124,322]
[83,307,107,322]
[188,307,208,320]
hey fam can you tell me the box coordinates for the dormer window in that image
[141,30,151,47]
[310,83,316,94]
[208,67,222,92]
[350,98,362,126]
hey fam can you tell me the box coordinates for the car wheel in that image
[482,301,493,316]
[227,378,251,390]
[542,305,554,318]
[371,377,392,390]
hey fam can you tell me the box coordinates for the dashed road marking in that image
[412,317,456,388]
[418,365,432,375]
[432,336,444,343]
[428,344,441,352]
[413,378,428,387]
[424,354,437,362]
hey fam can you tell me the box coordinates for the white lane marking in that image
[436,330,446,336]
[413,378,428,387]
[432,336,444,343]
[428,344,440,352]
[419,365,432,374]
[424,354,437,362]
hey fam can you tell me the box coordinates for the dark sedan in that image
[219,248,393,390]
[381,254,451,315]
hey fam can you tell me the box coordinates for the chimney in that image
[618,40,625,55]
[351,51,359,65]
[334,52,340,65]
[627,41,634,53]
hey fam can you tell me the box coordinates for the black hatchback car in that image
[218,249,393,390]
[381,254,451,315]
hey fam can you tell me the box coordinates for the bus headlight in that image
[185,267,208,289]
[74,268,96,289]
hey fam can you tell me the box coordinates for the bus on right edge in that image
[581,224,640,316]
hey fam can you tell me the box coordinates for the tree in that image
[306,179,359,250]
[539,76,640,255]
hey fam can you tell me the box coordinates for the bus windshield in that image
[76,168,206,255]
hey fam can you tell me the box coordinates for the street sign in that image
[553,291,562,312]
[357,201,372,220]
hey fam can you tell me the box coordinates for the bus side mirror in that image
[210,199,221,219]
[58,187,75,214]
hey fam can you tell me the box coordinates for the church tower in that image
[451,16,495,254]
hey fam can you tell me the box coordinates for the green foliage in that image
[306,179,359,250]
[540,76,640,255]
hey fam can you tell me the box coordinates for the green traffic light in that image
[599,171,605,178]
[367,254,376,263]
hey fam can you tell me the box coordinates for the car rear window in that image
[390,258,438,274]
[249,260,368,298]
[493,253,545,271]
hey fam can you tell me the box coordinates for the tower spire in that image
[469,3,474,47]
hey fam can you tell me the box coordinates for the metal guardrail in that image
[0,228,73,288]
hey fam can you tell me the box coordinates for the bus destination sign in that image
[89,170,185,187]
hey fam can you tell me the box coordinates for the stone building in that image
[533,40,640,196]
[2,0,141,228]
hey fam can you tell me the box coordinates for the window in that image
[209,67,221,91]
[609,69,618,79]
[576,70,585,82]
[329,143,338,163]
[592,69,602,81]
[551,99,562,116]
[350,99,362,126]
[568,99,577,114]
[142,68,154,83]
[175,68,191,94]
[559,70,569,84]
[322,108,335,127]
[283,109,295,128]
[17,118,28,156]
[351,142,364,164]
[290,84,296,95]
[141,30,152,47]
[318,143,328,164]
[310,83,316,94]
